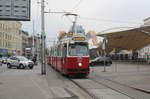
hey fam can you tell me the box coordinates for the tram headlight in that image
[78,63,82,67]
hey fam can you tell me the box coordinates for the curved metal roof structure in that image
[97,26,150,52]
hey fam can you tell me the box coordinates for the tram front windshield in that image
[69,43,88,56]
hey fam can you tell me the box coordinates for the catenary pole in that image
[41,0,46,75]
[40,0,76,75]
[32,20,35,57]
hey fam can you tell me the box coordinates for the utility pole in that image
[32,20,35,58]
[41,0,46,75]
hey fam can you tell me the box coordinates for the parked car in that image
[7,56,34,69]
[90,56,112,66]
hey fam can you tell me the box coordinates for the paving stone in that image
[74,79,106,89]
[50,87,71,98]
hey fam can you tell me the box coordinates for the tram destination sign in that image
[0,0,30,21]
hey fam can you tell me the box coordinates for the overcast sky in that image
[22,0,150,45]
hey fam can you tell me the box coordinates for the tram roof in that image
[97,26,150,52]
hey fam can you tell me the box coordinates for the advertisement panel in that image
[0,0,30,21]
[0,49,8,55]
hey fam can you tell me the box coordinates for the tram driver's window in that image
[69,45,76,56]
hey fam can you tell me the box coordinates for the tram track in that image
[88,73,150,99]
[69,78,99,99]
[92,73,150,94]
[48,65,150,99]
[58,76,94,99]
[49,66,132,99]
[69,72,150,99]
[47,65,93,99]
[70,76,133,99]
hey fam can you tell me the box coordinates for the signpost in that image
[102,37,107,72]
[0,0,30,21]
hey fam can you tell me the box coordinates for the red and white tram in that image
[48,31,90,77]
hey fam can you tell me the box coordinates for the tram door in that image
[62,44,67,71]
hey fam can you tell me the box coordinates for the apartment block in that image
[0,21,22,56]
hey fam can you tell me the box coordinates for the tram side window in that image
[62,44,67,57]
[60,46,63,56]
[52,49,54,56]
[53,48,54,56]
[56,48,58,56]
[53,48,55,56]
[55,48,57,56]
[50,49,52,56]
[57,47,59,56]
[51,49,52,56]
[54,49,56,56]
[60,45,63,56]
[49,50,51,56]
[57,46,61,56]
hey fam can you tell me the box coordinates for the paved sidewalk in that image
[0,65,53,99]
[0,64,78,99]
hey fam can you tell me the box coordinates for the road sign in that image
[0,0,30,21]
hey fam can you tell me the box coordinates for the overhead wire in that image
[67,0,142,31]
[62,0,84,23]
[71,0,83,12]
[79,17,143,25]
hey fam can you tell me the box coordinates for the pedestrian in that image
[32,56,37,65]
[0,61,2,66]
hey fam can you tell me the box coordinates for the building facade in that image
[26,35,40,59]
[21,30,29,56]
[0,21,22,56]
